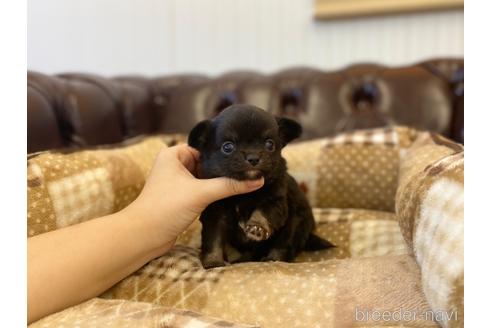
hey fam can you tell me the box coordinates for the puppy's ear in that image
[188,120,213,151]
[276,117,302,146]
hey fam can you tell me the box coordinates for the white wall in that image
[27,0,464,76]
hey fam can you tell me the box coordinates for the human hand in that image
[123,144,264,249]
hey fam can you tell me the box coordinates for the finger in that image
[198,176,264,204]
[169,145,201,173]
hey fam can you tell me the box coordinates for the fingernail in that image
[246,178,264,189]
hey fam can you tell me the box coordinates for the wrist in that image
[119,199,176,252]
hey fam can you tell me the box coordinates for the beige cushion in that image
[396,132,464,328]
[29,298,257,328]
[283,126,418,211]
[27,135,185,237]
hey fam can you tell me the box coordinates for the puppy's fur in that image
[188,105,334,268]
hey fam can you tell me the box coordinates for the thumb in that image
[198,176,264,204]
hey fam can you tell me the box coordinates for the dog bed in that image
[27,127,463,328]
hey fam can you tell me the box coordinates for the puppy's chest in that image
[229,199,261,222]
[227,191,277,219]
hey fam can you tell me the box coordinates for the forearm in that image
[27,209,172,324]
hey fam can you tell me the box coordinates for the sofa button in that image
[351,81,380,111]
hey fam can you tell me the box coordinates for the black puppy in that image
[188,104,334,268]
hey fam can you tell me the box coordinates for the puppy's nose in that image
[246,154,260,166]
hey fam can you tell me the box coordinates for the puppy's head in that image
[188,104,301,181]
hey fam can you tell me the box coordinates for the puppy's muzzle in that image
[245,154,260,166]
[244,169,263,180]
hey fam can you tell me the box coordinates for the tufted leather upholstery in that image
[27,58,463,154]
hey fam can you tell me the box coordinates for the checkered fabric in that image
[27,135,187,237]
[396,133,464,328]
[27,127,462,328]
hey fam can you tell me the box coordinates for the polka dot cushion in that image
[103,249,434,328]
[282,126,417,212]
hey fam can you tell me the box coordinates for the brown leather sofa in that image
[27,58,463,154]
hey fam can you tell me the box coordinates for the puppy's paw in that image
[262,248,289,262]
[230,251,255,264]
[200,252,225,269]
[239,210,272,242]
[244,224,270,241]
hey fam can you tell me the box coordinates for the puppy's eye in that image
[265,139,275,152]
[221,141,235,154]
